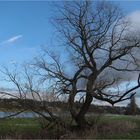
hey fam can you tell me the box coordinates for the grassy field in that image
[0,115,140,139]
[0,118,41,139]
[95,115,140,139]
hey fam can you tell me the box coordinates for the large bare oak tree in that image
[0,1,140,128]
[35,1,140,127]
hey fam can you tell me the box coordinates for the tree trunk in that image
[69,93,77,118]
[75,93,93,128]
[68,82,78,123]
[74,74,95,128]
[69,74,95,128]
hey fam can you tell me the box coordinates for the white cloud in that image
[6,35,22,43]
[128,10,140,30]
[9,60,17,64]
[0,35,22,45]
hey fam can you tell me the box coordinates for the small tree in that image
[126,95,138,115]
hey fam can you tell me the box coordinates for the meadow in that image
[0,115,140,139]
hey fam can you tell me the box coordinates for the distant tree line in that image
[0,98,140,115]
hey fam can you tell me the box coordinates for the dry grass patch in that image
[98,120,137,136]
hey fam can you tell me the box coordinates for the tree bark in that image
[74,75,95,128]
[68,81,78,122]
[75,93,93,128]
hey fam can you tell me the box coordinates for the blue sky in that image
[0,1,140,105]
[0,1,139,66]
[117,1,140,13]
[0,1,55,66]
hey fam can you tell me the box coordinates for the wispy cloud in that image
[0,35,23,45]
[6,35,22,43]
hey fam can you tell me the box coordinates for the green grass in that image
[0,115,140,139]
[0,118,41,138]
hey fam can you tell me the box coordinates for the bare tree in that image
[0,1,140,129]
[34,1,140,128]
[126,95,138,115]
